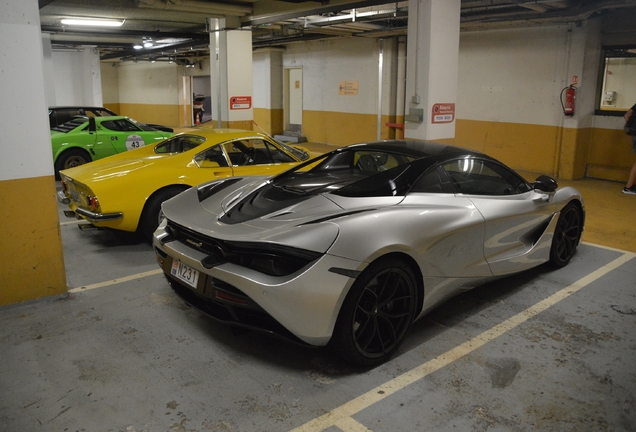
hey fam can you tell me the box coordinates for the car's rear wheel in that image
[138,187,187,241]
[331,257,417,366]
[549,202,583,267]
[54,149,91,178]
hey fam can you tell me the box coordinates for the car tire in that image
[54,148,91,178]
[549,202,583,268]
[138,187,188,241]
[331,257,418,366]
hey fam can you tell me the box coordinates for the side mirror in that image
[88,117,96,133]
[533,175,558,192]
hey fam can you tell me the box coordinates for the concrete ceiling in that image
[39,0,636,63]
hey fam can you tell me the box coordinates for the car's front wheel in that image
[549,202,583,267]
[331,257,418,366]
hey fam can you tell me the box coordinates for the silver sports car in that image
[153,140,584,365]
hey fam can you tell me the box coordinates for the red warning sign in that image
[431,103,455,123]
[230,96,252,110]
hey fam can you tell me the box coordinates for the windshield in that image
[51,118,87,133]
[276,140,310,161]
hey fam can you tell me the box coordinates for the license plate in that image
[70,189,80,202]
[171,260,200,289]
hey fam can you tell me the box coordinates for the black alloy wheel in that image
[332,258,417,366]
[549,202,583,267]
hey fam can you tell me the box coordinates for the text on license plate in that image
[171,260,200,289]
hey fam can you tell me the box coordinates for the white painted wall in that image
[458,20,630,133]
[253,51,272,109]
[458,25,571,127]
[101,62,119,105]
[50,48,102,107]
[283,37,380,114]
[253,49,283,110]
[116,62,180,105]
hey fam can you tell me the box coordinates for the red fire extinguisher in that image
[561,85,577,116]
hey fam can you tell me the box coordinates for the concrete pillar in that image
[556,20,600,180]
[0,0,67,305]
[209,18,253,130]
[404,0,461,141]
[253,48,284,135]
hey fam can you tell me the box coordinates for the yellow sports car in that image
[57,129,312,239]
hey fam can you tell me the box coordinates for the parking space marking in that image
[68,269,163,293]
[334,417,372,432]
[60,220,82,226]
[291,252,635,432]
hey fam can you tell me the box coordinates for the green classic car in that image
[51,115,173,177]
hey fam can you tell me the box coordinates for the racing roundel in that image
[125,134,144,151]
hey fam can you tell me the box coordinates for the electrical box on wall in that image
[604,91,616,103]
[405,108,424,123]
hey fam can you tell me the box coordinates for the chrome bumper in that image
[56,191,123,222]
[56,190,70,205]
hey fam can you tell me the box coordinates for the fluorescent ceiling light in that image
[61,18,125,27]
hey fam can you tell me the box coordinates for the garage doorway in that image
[192,76,212,125]
[285,67,303,134]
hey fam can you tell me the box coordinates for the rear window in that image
[51,118,87,133]
[155,135,206,154]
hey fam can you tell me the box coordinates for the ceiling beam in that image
[242,0,404,26]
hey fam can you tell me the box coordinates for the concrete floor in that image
[1,148,636,431]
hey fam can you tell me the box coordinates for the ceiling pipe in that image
[137,0,252,17]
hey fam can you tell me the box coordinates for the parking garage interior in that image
[1,1,636,431]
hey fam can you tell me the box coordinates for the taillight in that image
[87,195,100,211]
[60,180,68,193]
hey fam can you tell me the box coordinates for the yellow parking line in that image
[291,252,635,432]
[68,269,164,293]
[334,417,372,432]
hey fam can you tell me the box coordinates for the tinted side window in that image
[410,166,455,193]
[223,139,291,166]
[354,151,414,173]
[101,119,140,132]
[194,144,229,167]
[155,135,206,154]
[441,159,530,196]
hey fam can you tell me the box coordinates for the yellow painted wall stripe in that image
[0,176,67,306]
[291,252,635,432]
